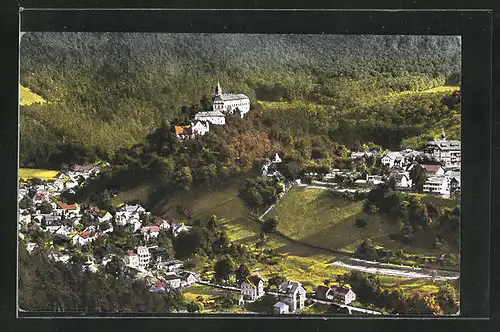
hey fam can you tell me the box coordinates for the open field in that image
[267,187,399,252]
[19,168,58,181]
[20,85,47,106]
[182,283,246,313]
[268,187,459,258]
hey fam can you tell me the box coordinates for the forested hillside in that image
[19,33,461,168]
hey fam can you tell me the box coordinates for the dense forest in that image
[20,33,461,168]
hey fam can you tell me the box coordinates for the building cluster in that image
[238,274,357,314]
[18,163,193,285]
[381,134,461,196]
[319,134,461,197]
[174,82,251,139]
[123,247,199,292]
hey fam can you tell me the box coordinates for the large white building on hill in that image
[212,82,250,118]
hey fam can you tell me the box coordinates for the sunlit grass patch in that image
[19,168,58,181]
[20,85,47,106]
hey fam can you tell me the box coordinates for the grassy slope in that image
[20,85,47,106]
[268,186,459,257]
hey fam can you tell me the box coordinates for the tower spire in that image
[214,81,222,96]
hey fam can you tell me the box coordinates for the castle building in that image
[212,82,250,118]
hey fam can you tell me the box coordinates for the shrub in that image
[355,217,367,228]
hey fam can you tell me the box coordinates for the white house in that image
[179,271,198,287]
[274,301,290,314]
[56,201,80,217]
[71,233,93,246]
[157,259,183,272]
[48,252,72,264]
[137,246,151,269]
[212,82,251,118]
[97,211,113,223]
[392,172,412,190]
[194,110,226,125]
[172,224,191,236]
[191,121,210,136]
[240,275,265,301]
[163,273,182,289]
[272,153,282,164]
[423,176,451,196]
[141,225,160,241]
[330,286,356,305]
[124,250,140,268]
[278,280,307,312]
[315,285,356,305]
[26,242,37,253]
[381,151,404,168]
[124,204,146,214]
[19,213,32,225]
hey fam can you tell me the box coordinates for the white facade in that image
[137,246,150,269]
[274,301,290,314]
[125,253,140,268]
[423,138,461,168]
[194,111,226,125]
[423,176,451,196]
[278,280,307,312]
[240,276,265,301]
[164,274,182,289]
[212,82,250,118]
[191,121,210,136]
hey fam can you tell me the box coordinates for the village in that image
[18,83,461,315]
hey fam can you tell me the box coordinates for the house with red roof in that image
[420,164,445,176]
[124,249,140,268]
[141,225,160,241]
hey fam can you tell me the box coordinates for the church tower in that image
[214,81,222,97]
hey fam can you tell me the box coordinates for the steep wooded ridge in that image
[19,33,461,168]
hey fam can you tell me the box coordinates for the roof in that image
[245,275,264,288]
[279,280,304,295]
[382,152,401,160]
[163,274,181,281]
[73,165,99,172]
[125,205,145,213]
[421,164,443,173]
[315,285,330,297]
[216,93,249,102]
[331,286,351,296]
[142,225,160,232]
[195,111,225,118]
[43,214,61,221]
[56,201,78,210]
[175,125,192,135]
[425,139,461,151]
[192,120,209,128]
[80,231,92,239]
